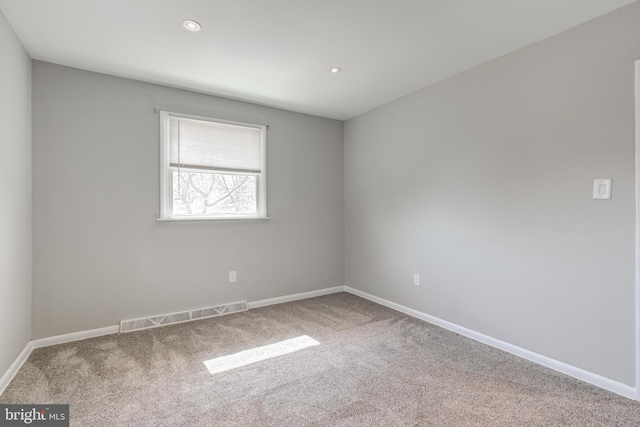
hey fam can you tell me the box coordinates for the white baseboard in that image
[0,341,34,397]
[247,286,346,309]
[31,325,120,349]
[344,286,637,400]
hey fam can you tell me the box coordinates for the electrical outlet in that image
[229,271,237,283]
[413,274,420,286]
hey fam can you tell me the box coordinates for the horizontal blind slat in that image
[168,163,261,174]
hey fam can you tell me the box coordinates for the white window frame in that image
[159,110,267,221]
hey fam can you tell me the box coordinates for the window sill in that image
[156,216,271,222]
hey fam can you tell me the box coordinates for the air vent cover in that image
[120,301,248,333]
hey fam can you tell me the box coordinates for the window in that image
[159,111,267,220]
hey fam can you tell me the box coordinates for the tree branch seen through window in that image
[172,171,257,216]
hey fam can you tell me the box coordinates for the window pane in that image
[172,170,257,216]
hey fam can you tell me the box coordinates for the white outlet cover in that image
[593,179,612,200]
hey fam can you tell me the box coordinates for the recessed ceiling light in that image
[183,19,201,32]
[330,67,342,74]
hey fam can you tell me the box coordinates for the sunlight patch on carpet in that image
[203,335,320,374]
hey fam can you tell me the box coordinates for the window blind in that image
[168,116,262,173]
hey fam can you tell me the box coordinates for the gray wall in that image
[345,2,640,386]
[32,62,344,339]
[0,11,32,376]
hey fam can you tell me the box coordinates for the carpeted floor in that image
[1,292,639,426]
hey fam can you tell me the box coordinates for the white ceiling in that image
[0,0,636,120]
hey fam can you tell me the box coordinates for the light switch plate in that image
[593,179,612,200]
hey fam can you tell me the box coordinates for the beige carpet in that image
[1,292,639,426]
